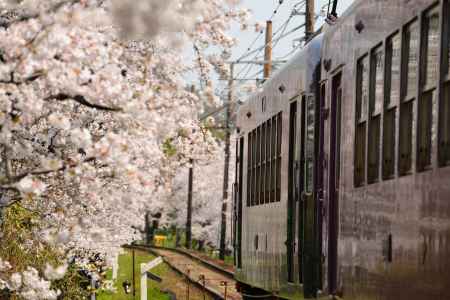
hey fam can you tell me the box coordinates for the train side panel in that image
[235,37,322,295]
[321,0,450,299]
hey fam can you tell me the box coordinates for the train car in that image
[233,32,323,298]
[233,0,450,299]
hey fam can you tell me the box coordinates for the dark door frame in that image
[328,72,342,295]
[237,137,244,268]
[287,100,298,282]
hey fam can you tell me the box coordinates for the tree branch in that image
[5,157,97,184]
[0,71,44,85]
[0,0,81,29]
[46,94,123,112]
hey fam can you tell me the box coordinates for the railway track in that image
[126,245,241,300]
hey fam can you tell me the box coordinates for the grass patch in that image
[97,248,211,300]
[97,249,170,300]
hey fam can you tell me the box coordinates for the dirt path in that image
[151,248,242,300]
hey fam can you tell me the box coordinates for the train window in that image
[271,115,277,202]
[423,6,440,89]
[276,112,282,202]
[370,46,384,115]
[246,112,284,207]
[367,45,383,184]
[356,55,369,121]
[383,33,400,179]
[256,127,261,205]
[404,20,419,100]
[399,101,413,175]
[261,123,266,204]
[354,123,366,187]
[247,132,252,207]
[386,33,401,107]
[355,54,368,187]
[368,115,381,184]
[305,95,315,193]
[417,91,433,171]
[265,120,271,203]
[383,108,396,179]
[417,7,439,171]
[252,129,257,206]
[398,20,418,176]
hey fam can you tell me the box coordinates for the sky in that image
[228,0,355,88]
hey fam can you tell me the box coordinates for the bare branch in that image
[5,157,97,184]
[0,0,81,29]
[46,94,123,112]
[0,71,44,85]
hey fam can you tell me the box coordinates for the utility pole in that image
[186,158,193,249]
[305,0,315,41]
[132,249,136,299]
[219,63,234,260]
[186,85,196,250]
[263,20,273,79]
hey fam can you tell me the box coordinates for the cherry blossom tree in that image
[0,0,250,298]
[163,139,236,250]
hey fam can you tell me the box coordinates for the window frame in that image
[246,111,283,207]
[402,17,420,103]
[421,4,441,92]
[247,131,252,207]
[398,18,420,176]
[367,44,384,184]
[354,53,369,187]
[370,43,385,116]
[417,4,441,172]
[382,31,401,180]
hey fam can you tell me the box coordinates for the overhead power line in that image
[238,22,306,62]
[236,0,289,63]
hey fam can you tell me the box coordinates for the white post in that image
[141,263,148,300]
[140,257,163,300]
[90,276,96,300]
[112,254,118,280]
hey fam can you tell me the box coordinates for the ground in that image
[150,247,241,300]
[97,249,211,300]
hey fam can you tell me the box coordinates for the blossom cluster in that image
[0,0,248,297]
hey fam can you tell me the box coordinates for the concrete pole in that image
[186,85,196,249]
[186,158,193,249]
[305,0,315,41]
[219,63,234,260]
[263,20,273,79]
[132,249,136,299]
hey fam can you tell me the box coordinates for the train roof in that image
[236,33,322,130]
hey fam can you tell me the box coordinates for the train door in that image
[328,72,342,295]
[301,94,319,298]
[287,100,298,282]
[234,137,244,268]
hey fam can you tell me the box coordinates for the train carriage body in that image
[322,0,450,299]
[234,35,322,296]
[234,0,450,299]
